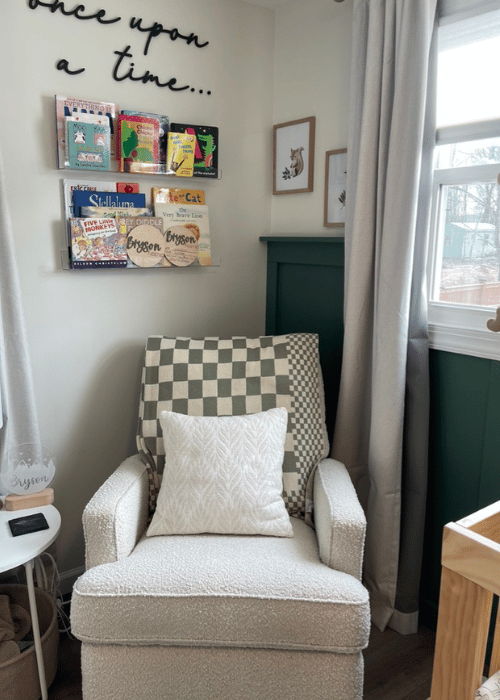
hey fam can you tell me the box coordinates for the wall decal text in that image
[27,0,212,95]
[28,0,121,24]
[56,58,86,75]
[129,17,209,56]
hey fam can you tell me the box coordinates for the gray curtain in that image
[0,150,41,493]
[332,0,437,633]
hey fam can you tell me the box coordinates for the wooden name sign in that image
[164,224,199,266]
[126,222,166,267]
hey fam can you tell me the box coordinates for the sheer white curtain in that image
[0,150,41,492]
[332,0,437,633]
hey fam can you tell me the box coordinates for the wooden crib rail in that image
[430,501,500,700]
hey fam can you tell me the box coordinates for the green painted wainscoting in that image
[420,350,500,629]
[262,235,500,631]
[261,237,345,443]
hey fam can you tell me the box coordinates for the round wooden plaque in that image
[127,224,166,267]
[164,225,199,267]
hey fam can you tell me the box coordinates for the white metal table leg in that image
[24,558,48,700]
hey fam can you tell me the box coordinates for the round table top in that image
[0,504,61,573]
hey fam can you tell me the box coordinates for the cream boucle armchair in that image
[71,335,370,700]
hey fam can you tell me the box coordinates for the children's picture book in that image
[170,123,218,179]
[116,182,140,193]
[117,217,167,268]
[117,114,160,173]
[80,206,152,218]
[154,203,211,266]
[55,95,118,169]
[65,114,109,165]
[121,110,169,168]
[152,188,205,206]
[65,113,108,127]
[62,179,116,219]
[70,217,127,268]
[166,132,196,177]
[71,190,146,217]
[67,120,110,171]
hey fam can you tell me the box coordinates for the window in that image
[428,0,500,359]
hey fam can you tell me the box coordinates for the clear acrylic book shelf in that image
[56,95,220,271]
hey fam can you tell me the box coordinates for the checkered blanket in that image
[137,334,329,523]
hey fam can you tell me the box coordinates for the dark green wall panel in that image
[420,349,500,628]
[262,237,344,440]
[262,237,500,631]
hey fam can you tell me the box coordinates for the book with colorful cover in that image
[154,203,211,266]
[121,110,169,167]
[117,217,169,268]
[62,179,116,219]
[152,188,205,205]
[117,114,160,173]
[62,179,116,259]
[80,206,152,218]
[166,132,195,177]
[67,120,111,171]
[116,182,140,193]
[65,113,107,127]
[55,95,118,169]
[71,190,146,217]
[170,123,218,179]
[70,217,127,268]
[64,113,109,165]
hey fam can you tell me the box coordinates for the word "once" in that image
[28,0,121,24]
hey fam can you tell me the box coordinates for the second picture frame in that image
[324,148,347,227]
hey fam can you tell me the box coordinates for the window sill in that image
[429,303,500,360]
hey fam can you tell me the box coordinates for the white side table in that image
[0,504,61,700]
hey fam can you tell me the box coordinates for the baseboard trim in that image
[59,566,85,597]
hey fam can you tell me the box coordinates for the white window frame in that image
[428,2,500,361]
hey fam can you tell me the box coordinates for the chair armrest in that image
[314,458,366,580]
[83,453,150,570]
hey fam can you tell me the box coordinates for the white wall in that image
[1,0,274,574]
[271,0,352,235]
[1,0,353,579]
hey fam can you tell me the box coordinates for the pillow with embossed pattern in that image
[146,407,293,538]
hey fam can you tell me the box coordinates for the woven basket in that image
[0,584,59,700]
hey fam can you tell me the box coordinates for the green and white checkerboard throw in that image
[137,334,329,524]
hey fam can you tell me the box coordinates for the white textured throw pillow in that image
[147,408,293,537]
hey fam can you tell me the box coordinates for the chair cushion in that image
[137,334,329,521]
[72,519,370,653]
[147,408,293,537]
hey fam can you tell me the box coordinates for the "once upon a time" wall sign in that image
[27,0,212,95]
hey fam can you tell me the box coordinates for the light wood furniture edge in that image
[430,501,500,700]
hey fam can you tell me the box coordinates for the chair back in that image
[137,334,329,521]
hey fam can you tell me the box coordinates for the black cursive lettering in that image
[112,46,190,92]
[28,0,120,24]
[56,58,85,74]
[166,230,197,246]
[127,237,161,254]
[129,16,209,55]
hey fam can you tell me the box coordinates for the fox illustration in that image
[289,147,304,177]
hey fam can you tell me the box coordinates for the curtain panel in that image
[332,0,437,633]
[0,151,41,492]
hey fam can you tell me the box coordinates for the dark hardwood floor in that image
[48,634,82,700]
[49,624,436,700]
[364,625,435,700]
